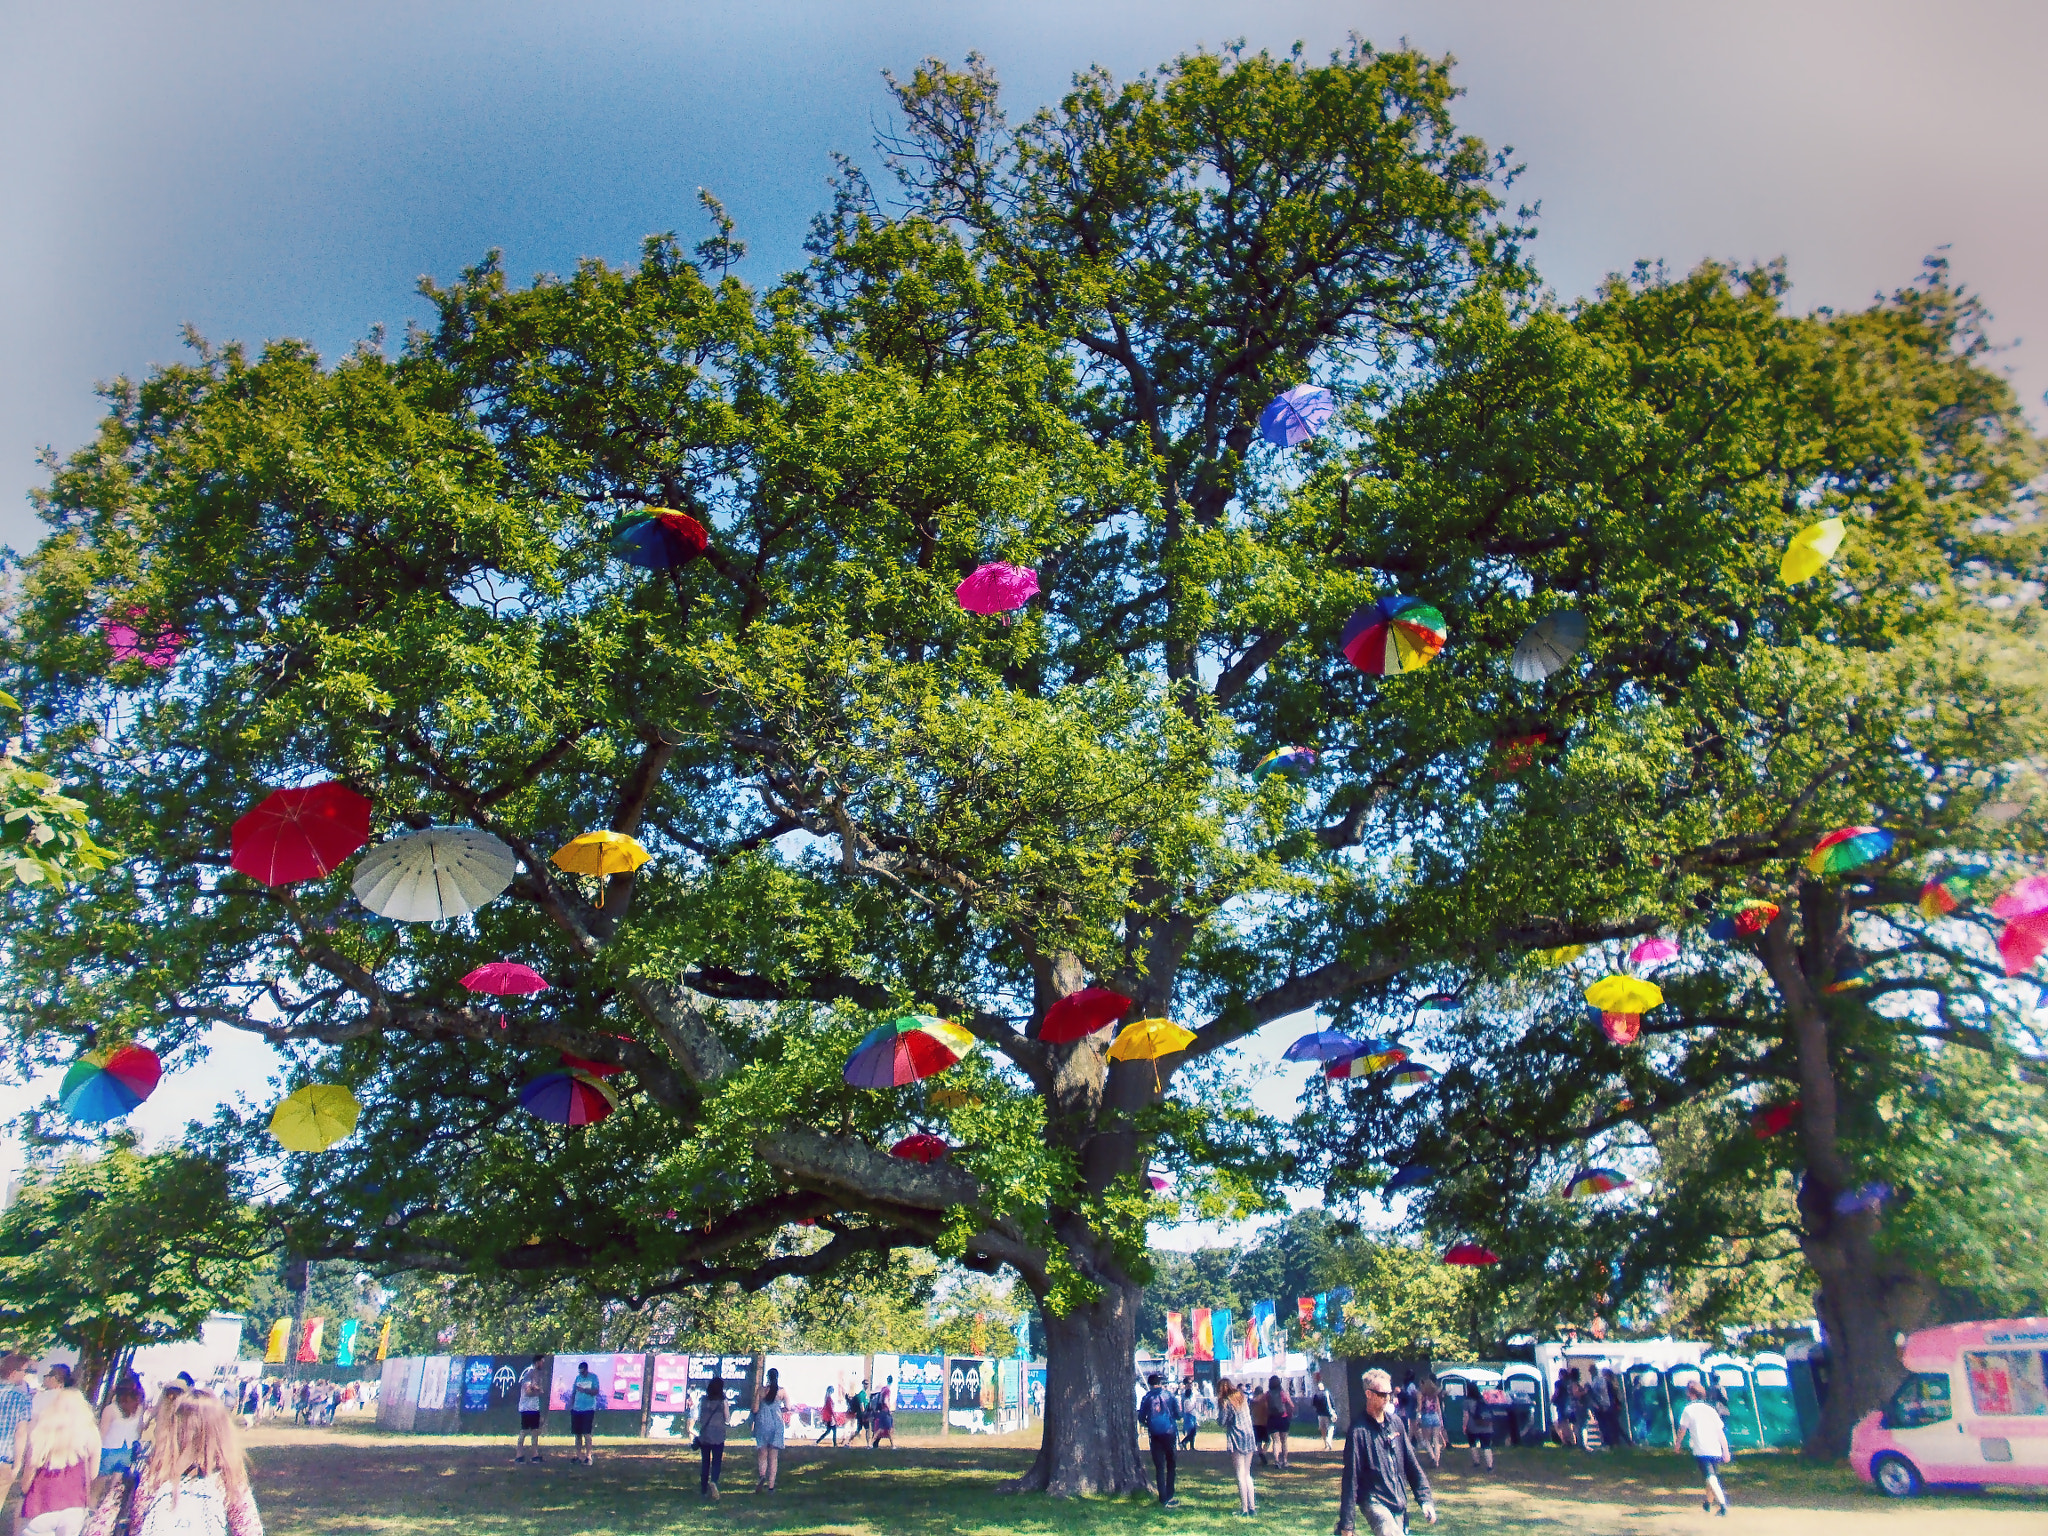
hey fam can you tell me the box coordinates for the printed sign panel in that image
[651,1354,692,1411]
[609,1354,645,1410]
[417,1355,450,1409]
[549,1354,611,1412]
[898,1354,943,1413]
[948,1357,987,1412]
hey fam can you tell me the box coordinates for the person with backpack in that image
[1311,1374,1335,1450]
[1465,1380,1507,1471]
[513,1354,547,1465]
[868,1378,895,1449]
[1266,1375,1295,1469]
[1137,1373,1182,1509]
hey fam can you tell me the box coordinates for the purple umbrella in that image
[955,562,1040,621]
[1284,1029,1363,1063]
[1257,385,1336,448]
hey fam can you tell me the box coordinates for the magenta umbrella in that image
[1629,936,1679,966]
[955,562,1040,621]
[1991,875,2048,920]
[460,962,550,996]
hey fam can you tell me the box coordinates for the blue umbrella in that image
[1385,1164,1434,1193]
[1284,1029,1363,1063]
[1257,385,1336,448]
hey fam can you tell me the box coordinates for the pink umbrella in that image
[1999,912,2048,977]
[1629,936,1679,966]
[1991,876,2048,921]
[101,606,186,668]
[460,962,550,996]
[955,562,1040,622]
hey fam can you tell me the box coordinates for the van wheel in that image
[1871,1453,1922,1498]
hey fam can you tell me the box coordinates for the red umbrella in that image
[560,1038,631,1078]
[1597,1011,1642,1046]
[230,782,372,885]
[1752,1100,1801,1138]
[1999,911,2048,977]
[1444,1243,1499,1266]
[890,1132,950,1163]
[1041,987,1133,1043]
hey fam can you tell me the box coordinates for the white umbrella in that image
[351,826,518,922]
[1510,610,1589,682]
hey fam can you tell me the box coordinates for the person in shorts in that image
[514,1354,547,1464]
[1312,1374,1335,1450]
[1676,1381,1731,1516]
[869,1377,895,1449]
[569,1361,601,1466]
[1465,1380,1505,1471]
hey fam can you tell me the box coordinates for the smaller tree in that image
[0,1145,263,1395]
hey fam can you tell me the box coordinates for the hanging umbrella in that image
[1039,986,1132,1043]
[1510,610,1588,682]
[1832,1181,1891,1216]
[1991,875,2048,921]
[1531,944,1585,968]
[1999,911,2048,977]
[1340,597,1447,675]
[1752,1100,1800,1138]
[1387,1065,1437,1088]
[1492,730,1549,775]
[1283,1029,1363,1063]
[955,562,1040,619]
[1385,1164,1434,1193]
[559,1049,626,1078]
[1707,900,1779,940]
[1780,517,1848,584]
[1565,1167,1631,1198]
[1107,1018,1196,1088]
[1250,746,1317,780]
[1415,993,1462,1012]
[230,781,372,886]
[1629,936,1679,966]
[1257,384,1336,448]
[889,1132,950,1163]
[1824,951,1870,994]
[1327,1041,1408,1078]
[1595,1010,1642,1046]
[843,1016,978,1088]
[58,1045,162,1123]
[101,606,186,669]
[1147,1172,1171,1192]
[1806,826,1893,875]
[1443,1243,1499,1266]
[1585,976,1663,1014]
[551,832,651,905]
[519,1070,617,1127]
[270,1084,361,1152]
[1917,865,1990,919]
[609,509,709,569]
[352,827,517,922]
[461,961,550,996]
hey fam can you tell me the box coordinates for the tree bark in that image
[1799,1215,1935,1458]
[1007,1277,1149,1496]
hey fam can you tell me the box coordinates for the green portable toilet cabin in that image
[1500,1364,1547,1445]
[1749,1352,1801,1448]
[1432,1366,1499,1445]
[1663,1360,1706,1439]
[1624,1362,1674,1447]
[1703,1356,1763,1450]
[1784,1340,1828,1446]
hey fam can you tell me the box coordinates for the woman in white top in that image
[93,1378,145,1500]
[1675,1380,1731,1517]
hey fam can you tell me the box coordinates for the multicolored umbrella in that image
[844,1016,977,1088]
[1751,1100,1800,1138]
[101,606,186,669]
[1629,936,1679,966]
[1387,1065,1437,1088]
[1340,597,1447,675]
[1832,1181,1891,1216]
[1917,865,1990,919]
[610,509,709,568]
[1585,976,1662,1014]
[1824,951,1870,994]
[1565,1166,1631,1198]
[1780,516,1847,585]
[1415,993,1462,1012]
[353,826,517,922]
[955,562,1040,619]
[1283,1029,1363,1064]
[460,961,550,996]
[230,782,372,886]
[1510,610,1588,683]
[1806,826,1893,875]
[59,1045,162,1123]
[1040,986,1133,1043]
[1327,1041,1408,1078]
[1250,746,1317,780]
[1257,384,1336,448]
[519,1070,617,1127]
[1999,911,2048,977]
[1443,1242,1499,1266]
[889,1132,950,1163]
[1707,900,1779,940]
[1595,1010,1642,1046]
[559,1048,626,1079]
[270,1084,361,1151]
[1385,1164,1434,1193]
[1991,875,2048,921]
[551,832,650,904]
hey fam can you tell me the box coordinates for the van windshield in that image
[1882,1373,1951,1430]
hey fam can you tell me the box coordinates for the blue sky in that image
[3,0,2043,1209]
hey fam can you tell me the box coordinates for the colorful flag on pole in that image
[1314,1293,1328,1325]
[335,1319,359,1367]
[1251,1300,1276,1357]
[1212,1308,1233,1361]
[1166,1312,1187,1359]
[1297,1297,1315,1327]
[264,1318,289,1364]
[1192,1307,1213,1361]
[297,1317,325,1363]
[376,1319,391,1361]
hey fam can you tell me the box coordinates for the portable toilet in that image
[1432,1366,1499,1445]
[1749,1352,1801,1448]
[1664,1357,1707,1432]
[1703,1355,1764,1450]
[1501,1363,1547,1445]
[1625,1361,1673,1447]
[1784,1339,1828,1446]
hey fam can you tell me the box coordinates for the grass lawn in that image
[242,1426,2048,1535]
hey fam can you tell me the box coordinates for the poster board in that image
[546,1353,649,1433]
[897,1354,943,1413]
[948,1356,993,1432]
[376,1357,417,1431]
[457,1355,535,1436]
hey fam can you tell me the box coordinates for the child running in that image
[1676,1381,1732,1517]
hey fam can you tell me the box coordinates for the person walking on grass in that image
[568,1361,601,1467]
[1336,1369,1435,1536]
[93,1378,144,1505]
[1462,1380,1501,1472]
[815,1385,842,1447]
[695,1376,728,1499]
[1266,1376,1295,1469]
[14,1386,97,1536]
[1138,1373,1182,1509]
[752,1368,786,1493]
[1249,1381,1271,1467]
[869,1379,895,1449]
[1178,1394,1199,1452]
[109,1391,264,1536]
[1312,1374,1334,1451]
[1676,1382,1732,1518]
[1217,1379,1257,1518]
[1414,1378,1445,1469]
[514,1354,547,1465]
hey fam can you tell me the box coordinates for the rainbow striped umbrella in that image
[1387,1065,1437,1088]
[1917,865,1990,919]
[519,1070,617,1127]
[1565,1166,1631,1198]
[1807,826,1893,875]
[1250,746,1318,780]
[1327,1040,1408,1078]
[1340,597,1446,675]
[1824,952,1870,994]
[610,509,709,568]
[59,1045,162,1123]
[844,1016,977,1088]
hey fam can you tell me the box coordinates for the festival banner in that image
[460,1356,497,1411]
[609,1354,646,1410]
[376,1320,391,1360]
[947,1356,987,1412]
[1251,1300,1279,1358]
[418,1355,450,1409]
[1192,1307,1213,1362]
[1166,1312,1186,1360]
[1313,1293,1328,1326]
[897,1354,944,1412]
[297,1317,325,1362]
[1297,1298,1314,1328]
[264,1319,289,1364]
[1026,1365,1047,1417]
[549,1354,613,1412]
[336,1319,359,1367]
[650,1355,692,1413]
[1211,1308,1233,1361]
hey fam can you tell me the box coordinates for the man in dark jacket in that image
[1336,1368,1436,1535]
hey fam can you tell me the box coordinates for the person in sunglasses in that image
[1336,1369,1436,1536]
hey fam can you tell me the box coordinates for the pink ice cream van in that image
[1852,1318,2048,1497]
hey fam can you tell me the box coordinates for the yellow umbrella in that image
[270,1084,360,1152]
[551,830,652,905]
[1779,517,1847,585]
[1530,944,1586,968]
[1584,975,1664,1014]
[1107,1017,1196,1089]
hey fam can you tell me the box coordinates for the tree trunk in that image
[1800,1218,1935,1458]
[1007,1277,1149,1496]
